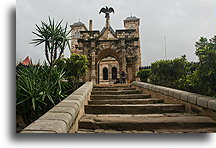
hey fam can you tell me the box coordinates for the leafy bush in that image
[16,63,71,125]
[56,53,88,88]
[16,54,89,126]
[141,36,215,97]
[149,55,190,88]
[137,69,151,82]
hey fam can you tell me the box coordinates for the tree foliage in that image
[193,36,216,96]
[149,55,190,88]
[137,35,216,97]
[137,69,151,82]
[31,17,71,67]
[56,53,88,87]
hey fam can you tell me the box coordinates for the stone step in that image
[92,87,136,91]
[88,98,164,105]
[85,104,185,114]
[91,90,142,95]
[93,85,130,88]
[78,114,216,132]
[77,128,216,133]
[90,94,151,100]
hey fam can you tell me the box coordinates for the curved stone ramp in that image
[77,84,216,133]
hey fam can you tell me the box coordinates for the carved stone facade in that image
[70,15,141,84]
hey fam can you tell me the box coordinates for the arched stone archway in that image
[73,15,141,84]
[95,49,122,84]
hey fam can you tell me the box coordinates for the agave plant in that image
[16,63,71,125]
[31,17,71,67]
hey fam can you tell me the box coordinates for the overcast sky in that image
[16,0,215,66]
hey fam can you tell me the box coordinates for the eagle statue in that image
[99,6,115,18]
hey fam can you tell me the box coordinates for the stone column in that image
[122,49,127,72]
[91,51,96,84]
[108,64,112,84]
[134,47,140,81]
[106,16,110,28]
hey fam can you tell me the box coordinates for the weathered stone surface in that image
[39,112,72,130]
[93,87,136,91]
[88,98,163,105]
[187,94,203,104]
[56,102,79,111]
[21,130,56,133]
[207,99,216,111]
[77,84,216,133]
[85,104,185,114]
[62,99,82,108]
[180,92,192,101]
[197,96,215,108]
[91,90,141,95]
[151,85,157,92]
[91,94,151,100]
[173,90,185,99]
[79,114,216,131]
[49,106,77,119]
[66,94,85,102]
[73,89,88,98]
[22,120,67,133]
[163,88,170,96]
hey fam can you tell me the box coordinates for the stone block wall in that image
[132,81,216,119]
[21,82,93,133]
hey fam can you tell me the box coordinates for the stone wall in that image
[21,82,93,133]
[132,81,216,120]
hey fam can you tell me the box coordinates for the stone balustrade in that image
[21,82,93,133]
[132,81,216,119]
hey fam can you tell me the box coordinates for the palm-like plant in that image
[31,17,71,67]
[16,63,71,125]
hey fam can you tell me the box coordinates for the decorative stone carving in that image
[70,12,141,84]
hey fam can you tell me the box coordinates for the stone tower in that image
[124,16,141,69]
[70,21,87,54]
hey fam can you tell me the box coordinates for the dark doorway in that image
[103,67,108,80]
[112,67,117,79]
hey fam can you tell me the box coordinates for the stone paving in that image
[77,85,216,133]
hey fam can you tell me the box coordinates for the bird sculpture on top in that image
[99,6,115,18]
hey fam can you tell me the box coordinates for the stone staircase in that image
[77,85,216,133]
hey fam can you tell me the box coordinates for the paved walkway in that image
[77,84,216,133]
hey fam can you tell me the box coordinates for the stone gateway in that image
[70,7,141,84]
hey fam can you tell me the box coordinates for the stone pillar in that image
[89,20,93,31]
[106,16,110,28]
[134,48,140,81]
[91,51,96,84]
[108,64,112,84]
[122,49,127,72]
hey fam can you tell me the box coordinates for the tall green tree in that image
[31,17,71,67]
[194,36,216,96]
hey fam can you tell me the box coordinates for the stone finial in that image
[89,20,93,31]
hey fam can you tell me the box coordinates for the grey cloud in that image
[16,0,215,65]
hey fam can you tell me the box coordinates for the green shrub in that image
[149,55,190,88]
[16,53,89,126]
[56,53,88,88]
[16,63,71,125]
[145,35,215,97]
[137,69,151,82]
